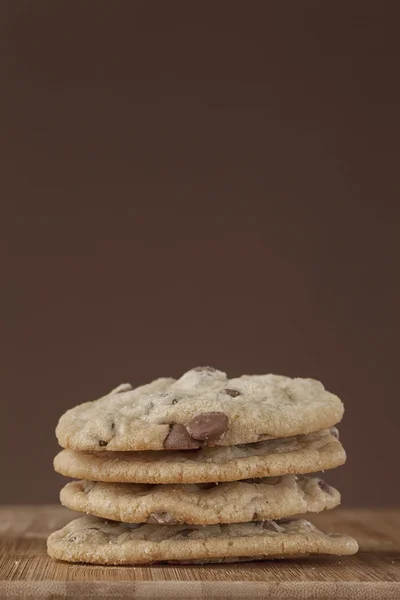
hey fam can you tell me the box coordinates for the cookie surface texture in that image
[54,428,344,484]
[60,474,340,525]
[56,367,344,451]
[47,515,358,564]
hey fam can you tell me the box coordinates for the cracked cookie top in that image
[56,367,344,451]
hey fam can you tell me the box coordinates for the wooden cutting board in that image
[1,506,399,599]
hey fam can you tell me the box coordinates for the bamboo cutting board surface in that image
[1,506,399,599]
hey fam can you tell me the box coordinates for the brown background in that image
[1,1,399,506]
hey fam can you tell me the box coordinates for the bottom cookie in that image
[47,515,358,565]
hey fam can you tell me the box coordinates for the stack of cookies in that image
[48,367,358,564]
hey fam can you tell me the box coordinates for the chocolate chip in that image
[224,388,241,397]
[187,412,229,442]
[163,424,202,450]
[193,366,216,372]
[67,535,77,542]
[318,479,332,495]
[111,422,115,430]
[98,440,108,447]
[249,476,280,485]
[172,399,178,405]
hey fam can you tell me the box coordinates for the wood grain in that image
[1,506,399,599]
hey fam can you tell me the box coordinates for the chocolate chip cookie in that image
[47,515,358,565]
[56,367,344,451]
[59,474,340,525]
[54,428,344,484]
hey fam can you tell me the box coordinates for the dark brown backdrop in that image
[1,1,399,505]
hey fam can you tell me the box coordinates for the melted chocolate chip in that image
[163,424,202,450]
[318,479,332,495]
[224,388,241,397]
[111,422,115,430]
[98,440,108,447]
[172,399,178,405]
[187,412,229,442]
[245,476,281,485]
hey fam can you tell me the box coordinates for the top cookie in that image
[56,367,344,451]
